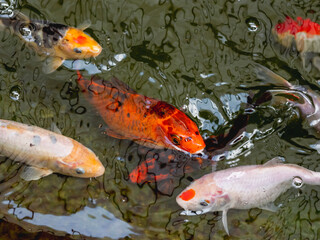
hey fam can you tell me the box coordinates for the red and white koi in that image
[176,157,320,235]
[274,16,320,68]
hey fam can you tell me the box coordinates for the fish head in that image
[153,102,205,154]
[274,16,299,36]
[58,27,102,59]
[56,144,105,178]
[176,175,228,215]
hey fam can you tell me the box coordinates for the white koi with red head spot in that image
[176,157,320,235]
[0,119,105,180]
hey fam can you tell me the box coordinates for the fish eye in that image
[170,134,181,145]
[76,167,85,174]
[73,48,82,53]
[199,201,209,206]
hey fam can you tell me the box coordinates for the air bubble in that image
[246,18,260,32]
[292,176,303,188]
[9,85,22,101]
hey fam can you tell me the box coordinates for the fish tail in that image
[253,63,292,88]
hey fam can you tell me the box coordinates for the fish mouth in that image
[180,208,211,216]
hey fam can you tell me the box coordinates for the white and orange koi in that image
[176,157,320,235]
[0,11,102,73]
[0,119,105,180]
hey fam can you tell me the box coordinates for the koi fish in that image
[0,11,102,73]
[274,16,320,68]
[129,102,255,195]
[0,119,105,180]
[176,157,320,235]
[77,72,205,154]
[254,64,320,138]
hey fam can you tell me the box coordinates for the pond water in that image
[0,0,320,239]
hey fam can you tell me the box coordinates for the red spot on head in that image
[179,189,195,201]
[205,199,210,203]
[74,35,88,44]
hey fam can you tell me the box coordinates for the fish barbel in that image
[176,157,320,235]
[0,11,102,73]
[0,119,105,180]
[77,72,205,154]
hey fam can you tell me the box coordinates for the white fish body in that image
[176,157,320,235]
[0,119,105,180]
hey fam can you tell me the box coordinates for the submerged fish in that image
[254,64,320,138]
[274,16,320,68]
[176,157,320,235]
[0,119,105,180]
[77,72,205,154]
[0,11,102,73]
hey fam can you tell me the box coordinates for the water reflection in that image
[3,200,137,239]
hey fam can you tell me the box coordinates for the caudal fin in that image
[253,63,292,88]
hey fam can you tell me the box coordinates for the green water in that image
[0,0,320,239]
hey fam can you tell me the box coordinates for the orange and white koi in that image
[77,72,205,154]
[0,119,105,180]
[176,157,320,235]
[0,11,102,73]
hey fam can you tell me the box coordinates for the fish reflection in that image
[77,72,205,154]
[0,11,102,73]
[176,157,320,235]
[1,199,137,239]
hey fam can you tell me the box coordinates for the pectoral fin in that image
[222,209,229,235]
[259,202,279,212]
[134,139,161,149]
[104,128,127,139]
[43,57,64,73]
[20,166,53,181]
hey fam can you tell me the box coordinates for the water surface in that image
[0,0,320,239]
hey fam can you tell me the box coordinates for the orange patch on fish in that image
[74,35,88,44]
[179,189,195,201]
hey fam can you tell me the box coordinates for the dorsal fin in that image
[253,63,292,88]
[77,20,91,30]
[263,157,285,166]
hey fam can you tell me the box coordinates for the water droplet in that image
[246,18,260,32]
[0,2,9,10]
[19,24,32,37]
[292,176,303,188]
[9,85,22,101]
